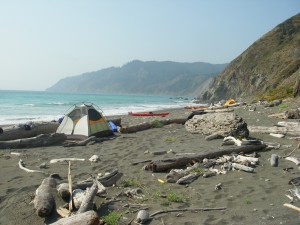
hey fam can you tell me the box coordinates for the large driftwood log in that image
[33,175,58,217]
[119,118,186,133]
[0,133,66,149]
[248,126,300,136]
[50,210,99,225]
[0,122,59,141]
[144,144,266,172]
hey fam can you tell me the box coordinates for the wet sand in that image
[0,98,300,225]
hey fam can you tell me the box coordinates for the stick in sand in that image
[68,161,73,211]
[150,207,226,217]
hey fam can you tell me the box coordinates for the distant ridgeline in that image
[46,60,227,96]
[199,13,300,102]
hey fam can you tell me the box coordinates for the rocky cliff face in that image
[201,13,300,102]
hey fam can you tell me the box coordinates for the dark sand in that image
[0,98,300,225]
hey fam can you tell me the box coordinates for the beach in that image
[0,99,300,225]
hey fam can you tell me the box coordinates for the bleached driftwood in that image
[56,207,71,218]
[231,163,254,173]
[18,159,47,174]
[0,133,67,149]
[77,182,98,214]
[50,158,86,164]
[283,203,300,213]
[270,154,279,167]
[248,125,300,136]
[57,170,122,199]
[270,133,285,138]
[223,136,242,146]
[144,144,266,172]
[33,175,58,217]
[285,157,300,166]
[50,210,99,225]
[234,155,259,165]
[277,121,300,128]
[10,152,22,156]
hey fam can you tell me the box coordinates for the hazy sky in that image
[0,1,299,91]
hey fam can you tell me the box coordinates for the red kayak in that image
[128,111,169,117]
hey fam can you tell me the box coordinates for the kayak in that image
[128,112,170,117]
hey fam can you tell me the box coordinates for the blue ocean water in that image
[0,90,198,125]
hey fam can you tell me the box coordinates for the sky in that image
[0,1,299,91]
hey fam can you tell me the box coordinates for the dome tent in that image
[56,103,113,138]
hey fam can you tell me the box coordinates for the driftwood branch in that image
[144,144,266,172]
[283,203,300,213]
[50,158,86,164]
[18,159,47,174]
[150,207,226,217]
[77,182,98,214]
[0,133,67,149]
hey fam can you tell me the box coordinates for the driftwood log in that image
[0,122,59,141]
[248,125,300,136]
[50,210,99,225]
[33,175,58,217]
[119,118,187,133]
[144,144,266,172]
[63,136,97,147]
[57,170,123,199]
[0,133,67,149]
[77,182,98,214]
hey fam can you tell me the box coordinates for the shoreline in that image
[0,98,299,224]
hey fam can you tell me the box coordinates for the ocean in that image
[0,90,199,125]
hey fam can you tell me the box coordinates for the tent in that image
[224,98,236,106]
[56,103,113,138]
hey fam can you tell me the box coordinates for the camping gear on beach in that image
[224,98,236,106]
[56,103,112,138]
[128,111,169,117]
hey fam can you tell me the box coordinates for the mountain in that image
[200,13,300,102]
[46,60,227,96]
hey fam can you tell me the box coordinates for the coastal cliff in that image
[200,13,300,102]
